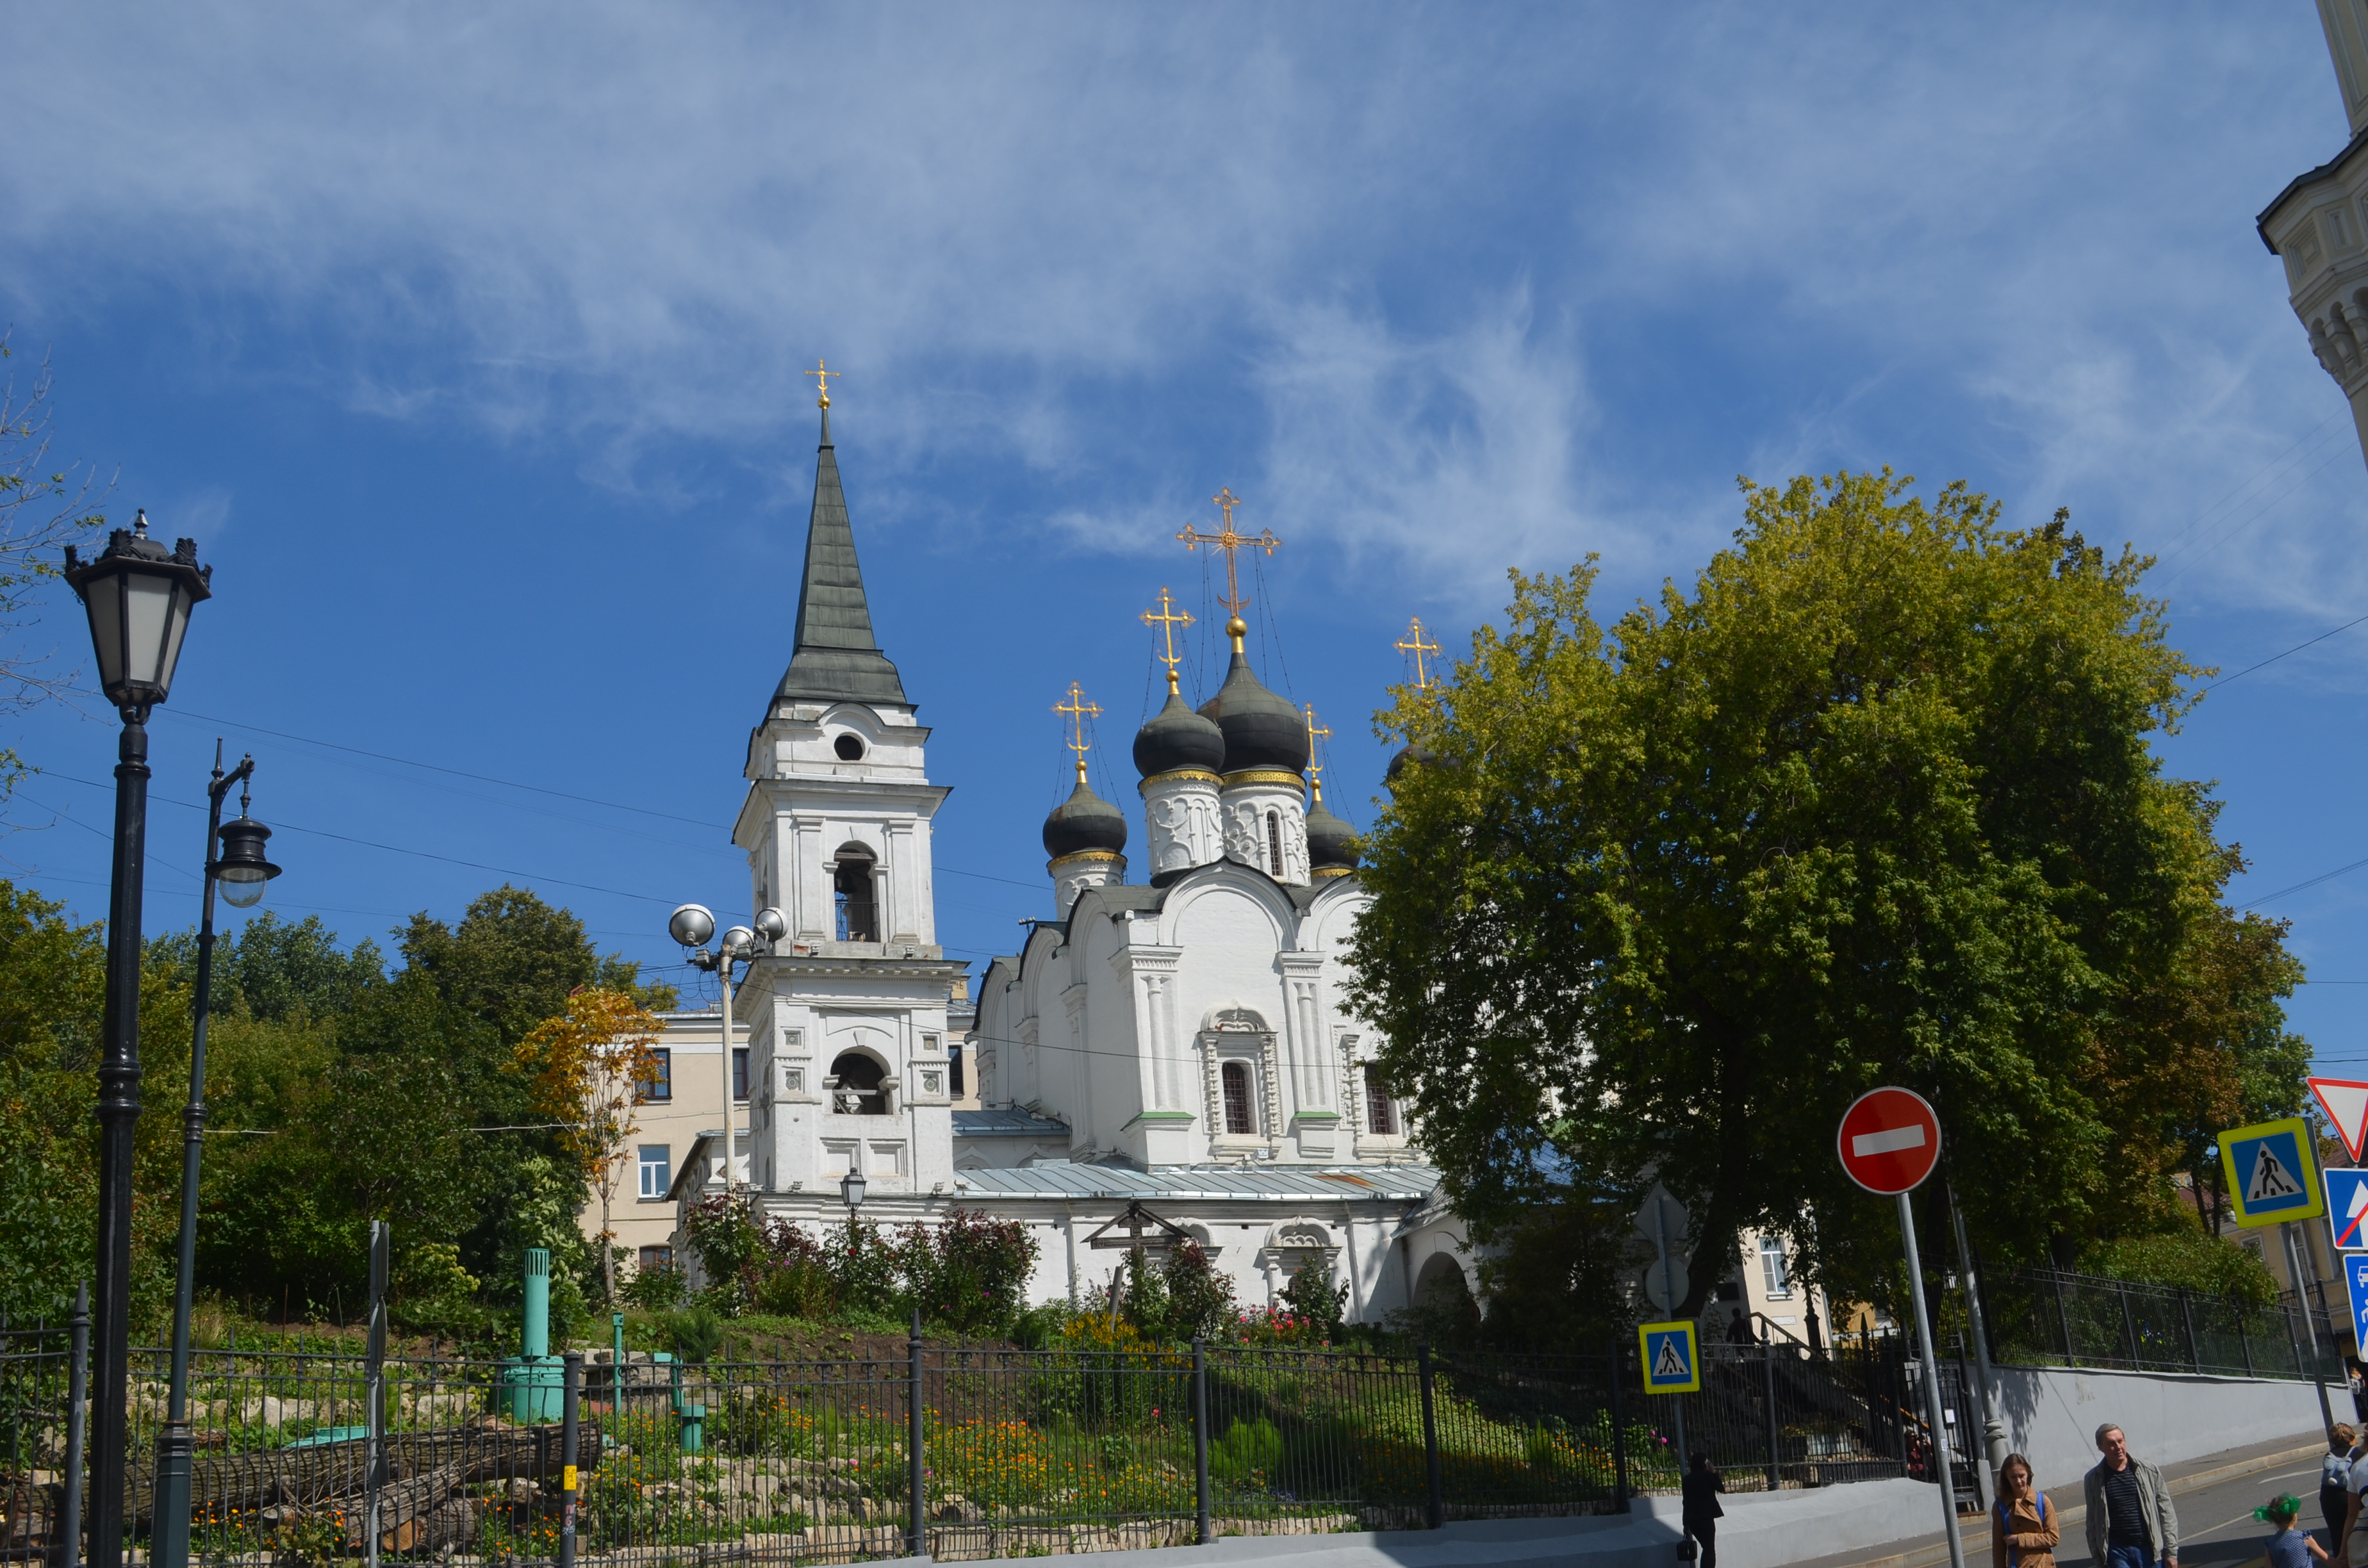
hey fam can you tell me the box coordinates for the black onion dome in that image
[1198,649,1309,774]
[1133,689,1226,778]
[1306,795,1359,872]
[1043,776,1128,860]
[1385,742,1437,785]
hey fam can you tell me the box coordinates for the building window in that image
[1759,1235,1791,1300]
[637,1244,673,1272]
[1363,1067,1396,1136]
[637,1145,671,1199]
[951,1041,964,1096]
[733,1047,750,1102]
[636,1049,672,1103]
[1221,1061,1254,1134]
[834,848,878,941]
[1266,811,1283,874]
[828,1052,888,1115]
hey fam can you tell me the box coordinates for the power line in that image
[2202,610,2368,692]
[2241,854,2368,911]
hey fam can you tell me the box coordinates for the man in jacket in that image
[2084,1424,2178,1568]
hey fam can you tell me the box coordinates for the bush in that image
[1278,1257,1347,1328]
[620,1261,686,1311]
[2080,1225,2280,1303]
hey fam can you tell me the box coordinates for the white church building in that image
[668,402,1475,1322]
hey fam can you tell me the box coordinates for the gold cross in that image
[1176,487,1280,619]
[1395,616,1440,689]
[808,359,841,409]
[1304,704,1331,802]
[1053,681,1102,782]
[1140,587,1196,695]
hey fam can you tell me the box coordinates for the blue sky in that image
[4,3,2368,1071]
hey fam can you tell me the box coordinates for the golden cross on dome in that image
[1176,487,1280,619]
[1140,587,1196,694]
[1304,704,1332,801]
[1395,616,1440,689]
[807,359,841,409]
[1053,681,1102,783]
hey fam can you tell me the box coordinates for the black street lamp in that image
[63,511,211,1568]
[152,745,279,1568]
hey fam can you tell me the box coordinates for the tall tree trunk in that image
[600,1184,615,1305]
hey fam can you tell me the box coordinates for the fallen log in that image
[127,1420,599,1528]
[339,1462,466,1549]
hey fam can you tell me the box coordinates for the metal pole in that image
[1897,1193,1968,1568]
[1609,1337,1630,1514]
[364,1222,388,1568]
[2053,1275,2076,1367]
[2282,1223,2337,1440]
[1671,1392,1687,1486]
[2178,1287,2199,1374]
[908,1310,927,1557]
[1763,1336,1782,1493]
[559,1353,580,1568]
[1946,1191,2007,1495]
[1417,1342,1443,1529]
[154,749,249,1568]
[1191,1337,1212,1544]
[61,1283,90,1568]
[721,952,737,1194]
[90,710,151,1568]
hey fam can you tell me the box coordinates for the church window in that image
[1363,1067,1396,1136]
[834,849,878,941]
[1221,1061,1254,1134]
[828,1052,888,1115]
[1266,811,1283,874]
[834,733,866,762]
[636,1049,672,1103]
[951,1041,964,1096]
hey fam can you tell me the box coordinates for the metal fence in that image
[1984,1267,2347,1381]
[0,1328,1953,1567]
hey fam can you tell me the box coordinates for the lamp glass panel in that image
[84,577,124,695]
[121,571,176,689]
[154,581,193,699]
[218,871,267,908]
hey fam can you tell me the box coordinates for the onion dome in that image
[1306,782,1358,876]
[1197,619,1309,775]
[1134,685,1226,778]
[1385,742,1437,785]
[1043,767,1128,860]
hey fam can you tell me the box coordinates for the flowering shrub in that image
[691,1204,1039,1334]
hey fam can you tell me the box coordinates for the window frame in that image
[732,1045,750,1102]
[1758,1234,1792,1300]
[1220,1059,1256,1135]
[1362,1065,1397,1136]
[637,1143,672,1200]
[636,1047,673,1104]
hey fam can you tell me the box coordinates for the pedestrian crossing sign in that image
[1639,1320,1700,1394]
[2218,1116,2324,1228]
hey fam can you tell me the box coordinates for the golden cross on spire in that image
[1053,681,1102,783]
[1395,616,1440,689]
[808,359,841,409]
[1304,704,1332,803]
[1176,487,1280,622]
[1140,586,1196,695]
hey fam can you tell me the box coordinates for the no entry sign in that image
[1837,1087,1942,1195]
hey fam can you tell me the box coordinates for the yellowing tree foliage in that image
[513,985,664,1305]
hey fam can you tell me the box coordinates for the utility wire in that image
[2201,611,2368,692]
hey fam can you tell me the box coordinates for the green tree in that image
[150,910,386,1022]
[1352,471,2303,1317]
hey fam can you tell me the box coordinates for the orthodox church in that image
[679,395,1471,1323]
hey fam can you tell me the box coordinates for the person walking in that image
[2084,1423,2179,1568]
[1682,1452,1725,1567]
[2323,1425,2358,1551]
[1991,1453,2058,1568]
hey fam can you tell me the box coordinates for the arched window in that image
[834,846,877,942]
[1266,811,1283,875]
[1362,1066,1396,1136]
[826,1052,887,1115]
[1221,1061,1254,1134]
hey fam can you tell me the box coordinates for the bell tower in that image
[736,372,963,1201]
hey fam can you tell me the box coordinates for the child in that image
[2258,1492,2331,1568]
[2323,1426,2358,1553]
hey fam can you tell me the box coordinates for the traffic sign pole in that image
[1896,1193,1967,1568]
[2280,1221,2337,1442]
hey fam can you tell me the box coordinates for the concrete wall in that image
[1987,1361,2329,1483]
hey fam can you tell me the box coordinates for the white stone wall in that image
[1141,771,1222,881]
[1218,777,1308,885]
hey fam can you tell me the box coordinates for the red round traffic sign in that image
[1836,1087,1942,1195]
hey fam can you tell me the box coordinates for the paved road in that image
[2054,1453,2329,1568]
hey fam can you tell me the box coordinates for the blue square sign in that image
[2348,1256,2368,1348]
[2219,1117,2324,1227]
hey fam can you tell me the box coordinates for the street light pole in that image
[153,746,279,1568]
[668,904,789,1198]
[63,513,213,1568]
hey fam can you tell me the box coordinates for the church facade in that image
[675,403,1472,1323]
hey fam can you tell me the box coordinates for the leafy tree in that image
[149,910,385,1022]
[513,985,664,1304]
[1353,471,2305,1318]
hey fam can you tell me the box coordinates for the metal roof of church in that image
[949,1163,1439,1203]
[775,406,910,708]
[951,1108,1073,1137]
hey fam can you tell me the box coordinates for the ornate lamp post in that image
[666,902,787,1196]
[62,511,213,1568]
[152,746,280,1568]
